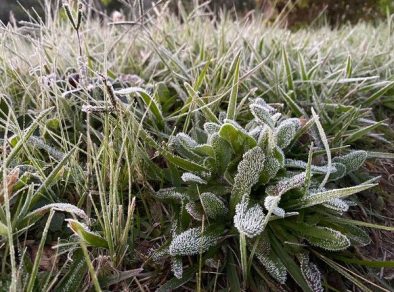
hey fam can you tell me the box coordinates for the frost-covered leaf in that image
[285,159,337,174]
[154,188,185,201]
[297,184,376,209]
[332,150,367,173]
[266,172,306,197]
[185,201,204,221]
[200,192,228,219]
[298,253,323,292]
[301,225,350,251]
[329,163,346,181]
[254,235,287,284]
[181,172,207,184]
[211,134,233,174]
[204,122,221,136]
[169,227,219,256]
[231,146,265,207]
[311,108,331,188]
[171,256,183,279]
[264,196,285,217]
[275,118,300,149]
[250,103,275,128]
[234,196,265,238]
[260,156,281,184]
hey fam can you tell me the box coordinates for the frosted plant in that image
[169,227,219,256]
[152,96,375,288]
[234,196,265,238]
[250,103,275,128]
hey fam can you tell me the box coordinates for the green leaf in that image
[0,221,8,237]
[219,122,256,154]
[344,121,384,143]
[287,223,350,251]
[162,150,209,173]
[55,249,88,292]
[67,219,109,249]
[212,134,233,174]
[226,52,241,120]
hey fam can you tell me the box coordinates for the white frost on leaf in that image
[181,172,207,184]
[234,196,265,238]
[169,227,219,256]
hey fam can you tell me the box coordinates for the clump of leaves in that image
[151,97,376,290]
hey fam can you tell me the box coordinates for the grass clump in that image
[0,1,393,291]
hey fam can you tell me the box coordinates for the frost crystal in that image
[234,196,265,238]
[181,172,207,184]
[232,146,265,199]
[250,103,275,128]
[169,228,219,256]
[172,133,198,148]
[200,192,228,219]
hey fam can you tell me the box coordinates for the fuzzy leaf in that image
[231,146,265,208]
[250,103,275,128]
[171,256,183,279]
[260,156,281,184]
[185,201,204,221]
[219,122,256,154]
[332,150,367,173]
[266,172,306,197]
[275,118,300,149]
[211,134,233,174]
[200,192,228,219]
[293,224,350,251]
[154,188,185,201]
[181,172,206,184]
[296,184,376,209]
[234,196,265,238]
[299,253,324,292]
[169,227,219,256]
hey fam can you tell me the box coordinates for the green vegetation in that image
[0,1,393,291]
